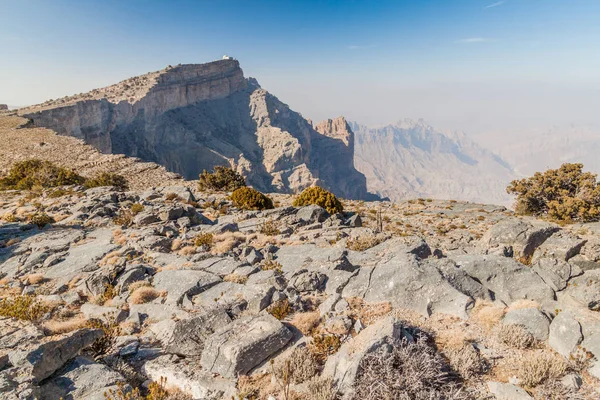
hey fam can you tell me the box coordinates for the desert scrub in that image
[104,377,168,400]
[309,333,341,362]
[129,286,160,304]
[85,172,128,190]
[268,299,291,320]
[293,186,343,214]
[346,234,383,251]
[0,159,85,190]
[130,203,144,215]
[516,350,569,388]
[86,315,121,358]
[497,324,535,349]
[507,163,600,223]
[260,258,283,273]
[0,295,51,321]
[354,338,467,400]
[28,212,55,228]
[259,218,280,235]
[194,233,214,250]
[113,209,133,227]
[230,187,274,210]
[198,166,245,192]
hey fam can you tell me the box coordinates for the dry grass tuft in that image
[273,346,319,385]
[178,246,197,256]
[516,350,569,388]
[470,300,505,330]
[497,324,536,349]
[306,377,338,400]
[507,299,541,311]
[289,311,321,335]
[346,234,383,251]
[347,297,392,326]
[129,286,160,304]
[223,274,248,284]
[23,273,46,285]
[42,315,87,335]
[443,343,486,379]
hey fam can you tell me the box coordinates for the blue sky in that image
[1,0,599,132]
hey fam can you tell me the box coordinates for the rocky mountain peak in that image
[314,116,353,146]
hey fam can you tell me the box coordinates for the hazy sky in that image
[1,0,599,134]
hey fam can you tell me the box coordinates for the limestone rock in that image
[479,218,559,258]
[153,269,221,304]
[548,311,582,357]
[165,309,232,356]
[200,314,293,378]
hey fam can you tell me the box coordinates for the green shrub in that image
[28,212,55,228]
[0,295,51,321]
[84,172,128,190]
[0,159,84,190]
[130,203,144,215]
[230,187,274,210]
[293,186,343,214]
[194,233,214,249]
[198,166,245,192]
[506,163,600,223]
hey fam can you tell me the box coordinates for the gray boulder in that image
[486,382,532,400]
[451,254,555,305]
[502,307,550,341]
[153,269,221,304]
[288,269,327,292]
[8,329,103,383]
[563,270,600,310]
[532,258,582,291]
[81,303,128,323]
[39,356,127,400]
[531,231,586,263]
[297,205,329,223]
[200,314,293,378]
[479,218,559,258]
[548,311,582,357]
[165,309,232,356]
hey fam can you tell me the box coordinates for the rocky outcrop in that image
[21,60,374,200]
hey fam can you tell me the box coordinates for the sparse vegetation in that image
[498,324,536,349]
[260,258,283,273]
[0,159,85,190]
[230,187,274,210]
[507,163,600,223]
[28,212,55,228]
[130,203,144,215]
[85,172,129,190]
[516,350,569,388]
[104,377,168,400]
[268,299,291,320]
[259,218,280,235]
[0,295,51,321]
[194,232,214,250]
[113,209,133,226]
[129,286,160,304]
[274,346,319,384]
[292,186,343,214]
[346,234,383,251]
[198,166,245,192]
[353,338,467,400]
[309,333,341,362]
[86,315,121,359]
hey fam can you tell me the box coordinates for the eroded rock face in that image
[21,60,374,200]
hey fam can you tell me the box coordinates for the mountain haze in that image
[352,119,516,205]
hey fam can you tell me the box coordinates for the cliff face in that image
[21,60,374,199]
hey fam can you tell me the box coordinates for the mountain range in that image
[16,59,599,206]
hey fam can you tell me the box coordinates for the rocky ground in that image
[1,183,600,399]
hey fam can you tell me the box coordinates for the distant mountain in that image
[20,60,375,200]
[351,119,516,205]
[490,124,600,177]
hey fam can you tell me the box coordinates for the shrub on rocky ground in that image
[129,286,160,304]
[353,338,467,400]
[506,163,600,223]
[516,350,569,388]
[346,234,383,251]
[273,346,319,385]
[0,295,51,321]
[293,186,343,214]
[104,377,168,400]
[28,212,55,228]
[130,203,144,215]
[0,159,84,190]
[309,334,341,363]
[230,187,274,210]
[497,324,536,349]
[84,172,128,190]
[198,166,245,192]
[268,299,291,320]
[306,377,338,400]
[194,232,214,250]
[86,315,121,359]
[259,218,280,235]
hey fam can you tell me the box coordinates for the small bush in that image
[443,344,485,379]
[230,187,274,211]
[259,219,280,235]
[104,377,168,400]
[498,324,535,349]
[346,234,383,251]
[268,299,291,320]
[129,286,160,304]
[293,186,343,214]
[273,346,319,385]
[113,210,133,227]
[194,233,214,250]
[0,159,85,190]
[260,258,283,273]
[516,350,569,388]
[28,212,55,228]
[507,163,600,223]
[309,334,341,362]
[0,295,51,321]
[198,166,245,192]
[307,377,338,400]
[130,203,144,215]
[85,172,128,190]
[86,315,121,359]
[354,338,467,400]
